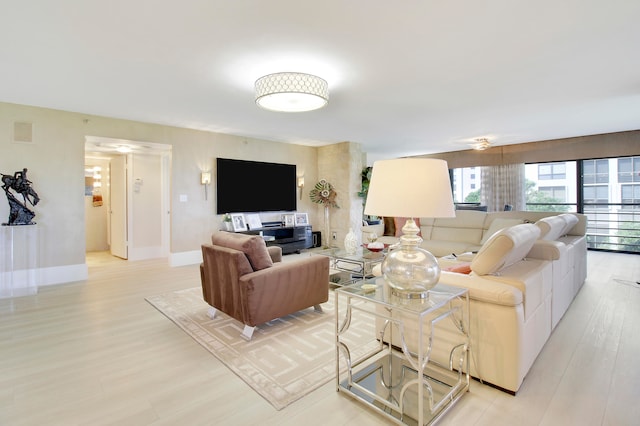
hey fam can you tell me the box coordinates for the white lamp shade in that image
[364,158,455,219]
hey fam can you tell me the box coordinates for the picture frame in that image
[294,212,309,226]
[230,213,247,232]
[246,213,262,230]
[282,214,295,227]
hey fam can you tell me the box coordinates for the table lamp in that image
[364,158,455,298]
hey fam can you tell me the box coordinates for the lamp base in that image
[381,218,440,298]
[389,286,430,299]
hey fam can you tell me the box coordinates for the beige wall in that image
[0,102,325,285]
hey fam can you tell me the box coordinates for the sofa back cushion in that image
[557,213,579,236]
[431,210,486,244]
[471,223,541,275]
[481,218,525,244]
[535,216,566,241]
[418,217,435,240]
[211,231,273,271]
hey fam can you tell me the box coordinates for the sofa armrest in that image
[239,255,330,325]
[267,245,282,263]
[527,239,565,261]
[439,271,523,307]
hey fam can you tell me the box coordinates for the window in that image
[583,185,609,205]
[583,159,609,184]
[539,186,566,201]
[621,184,640,209]
[618,157,640,183]
[450,167,482,203]
[525,162,576,212]
[462,157,640,253]
[538,162,566,180]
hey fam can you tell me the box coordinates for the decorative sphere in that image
[382,245,440,296]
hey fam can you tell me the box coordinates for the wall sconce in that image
[92,166,102,190]
[201,172,211,200]
[298,176,305,199]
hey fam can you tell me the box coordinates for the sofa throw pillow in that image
[383,217,396,236]
[394,217,422,237]
[480,218,524,244]
[471,223,541,276]
[211,231,273,271]
[443,263,472,274]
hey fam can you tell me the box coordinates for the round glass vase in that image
[381,218,440,298]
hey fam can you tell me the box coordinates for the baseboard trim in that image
[128,246,165,262]
[39,263,88,286]
[169,250,202,267]
[1,263,88,297]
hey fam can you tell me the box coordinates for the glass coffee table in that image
[315,246,386,288]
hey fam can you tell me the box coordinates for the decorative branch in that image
[309,179,339,208]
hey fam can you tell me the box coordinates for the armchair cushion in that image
[211,231,273,271]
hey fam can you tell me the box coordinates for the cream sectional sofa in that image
[364,211,587,394]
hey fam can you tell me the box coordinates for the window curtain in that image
[480,163,526,212]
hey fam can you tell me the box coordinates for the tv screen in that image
[216,158,297,214]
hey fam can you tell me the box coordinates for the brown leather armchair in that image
[200,231,330,340]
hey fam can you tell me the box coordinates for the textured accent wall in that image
[317,142,363,248]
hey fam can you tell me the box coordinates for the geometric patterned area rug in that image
[145,287,377,410]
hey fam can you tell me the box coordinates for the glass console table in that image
[315,247,385,287]
[335,278,469,425]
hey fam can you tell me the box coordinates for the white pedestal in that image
[1,224,39,298]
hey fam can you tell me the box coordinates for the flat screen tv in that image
[216,158,297,214]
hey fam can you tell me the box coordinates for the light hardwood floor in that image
[1,250,639,425]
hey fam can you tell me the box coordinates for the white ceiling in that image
[2,1,639,162]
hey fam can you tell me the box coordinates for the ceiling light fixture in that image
[471,138,492,151]
[255,72,329,112]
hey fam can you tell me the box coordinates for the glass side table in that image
[335,277,470,425]
[315,246,385,288]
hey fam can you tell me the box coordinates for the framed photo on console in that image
[246,213,262,230]
[282,213,295,227]
[230,213,247,232]
[294,212,309,226]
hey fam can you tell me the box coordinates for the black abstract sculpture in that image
[1,168,40,226]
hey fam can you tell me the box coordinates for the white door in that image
[110,155,128,259]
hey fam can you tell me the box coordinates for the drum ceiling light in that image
[255,72,329,112]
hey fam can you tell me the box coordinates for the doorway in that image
[84,136,172,262]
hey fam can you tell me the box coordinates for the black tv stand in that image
[260,221,282,228]
[240,225,312,255]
